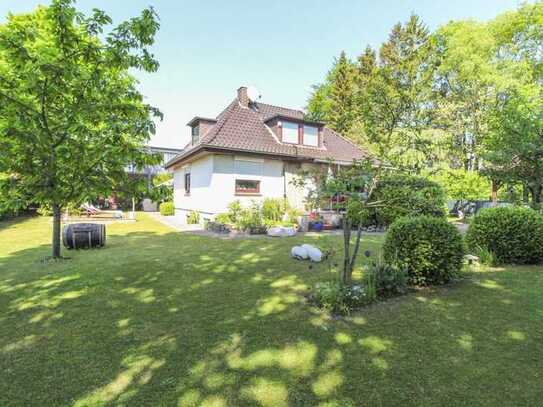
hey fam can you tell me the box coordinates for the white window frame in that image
[303,125,319,147]
[281,121,299,144]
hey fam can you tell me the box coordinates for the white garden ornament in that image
[291,245,309,260]
[302,244,323,262]
[268,226,297,237]
[291,244,323,262]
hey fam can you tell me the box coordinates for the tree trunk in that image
[348,224,364,282]
[342,218,351,285]
[523,184,530,204]
[52,204,62,258]
[530,185,542,209]
[491,180,498,206]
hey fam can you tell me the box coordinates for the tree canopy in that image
[0,0,162,257]
[306,2,542,205]
[483,2,543,205]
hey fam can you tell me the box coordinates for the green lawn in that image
[1,214,542,406]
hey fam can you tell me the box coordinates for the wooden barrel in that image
[63,223,106,250]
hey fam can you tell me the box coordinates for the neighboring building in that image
[122,146,182,212]
[126,146,183,176]
[164,86,370,223]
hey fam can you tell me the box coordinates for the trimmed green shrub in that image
[159,201,174,216]
[383,216,464,285]
[369,174,447,226]
[187,211,200,224]
[466,207,543,265]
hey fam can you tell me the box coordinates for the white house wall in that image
[173,153,288,223]
[210,154,285,213]
[173,155,214,221]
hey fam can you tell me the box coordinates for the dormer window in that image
[187,117,217,146]
[191,126,199,145]
[277,120,321,147]
[303,125,319,147]
[281,121,299,144]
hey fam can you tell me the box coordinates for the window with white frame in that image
[281,122,299,144]
[191,126,199,145]
[235,179,260,194]
[184,172,191,194]
[303,125,319,147]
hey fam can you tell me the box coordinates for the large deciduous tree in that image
[0,0,162,258]
[483,2,543,206]
[307,4,541,205]
[432,20,499,171]
[417,3,542,203]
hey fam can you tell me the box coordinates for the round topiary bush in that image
[369,174,446,226]
[383,216,465,285]
[465,206,543,265]
[159,201,174,216]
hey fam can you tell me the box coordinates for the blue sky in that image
[0,0,527,148]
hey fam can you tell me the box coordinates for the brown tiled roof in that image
[255,102,305,121]
[166,95,371,168]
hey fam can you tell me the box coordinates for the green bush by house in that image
[213,198,300,232]
[235,202,266,233]
[187,211,200,224]
[383,216,464,285]
[369,174,447,226]
[262,198,285,222]
[466,206,543,265]
[159,201,174,216]
[214,213,232,225]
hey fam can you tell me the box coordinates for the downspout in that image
[283,161,288,207]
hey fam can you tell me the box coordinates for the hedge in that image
[465,206,543,264]
[383,215,464,285]
[369,174,446,226]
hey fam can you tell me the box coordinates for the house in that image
[164,86,369,223]
[123,146,183,212]
[126,146,184,177]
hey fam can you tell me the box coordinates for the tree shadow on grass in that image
[1,218,543,406]
[0,215,39,232]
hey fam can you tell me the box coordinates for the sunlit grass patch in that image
[0,213,542,406]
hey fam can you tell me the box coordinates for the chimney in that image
[237,86,249,107]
